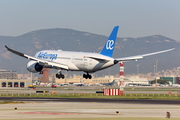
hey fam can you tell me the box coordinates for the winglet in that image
[5,45,26,57]
[100,26,119,57]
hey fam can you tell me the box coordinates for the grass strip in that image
[0,100,24,104]
[0,93,180,100]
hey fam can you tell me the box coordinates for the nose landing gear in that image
[39,71,43,74]
[56,70,65,79]
[56,73,64,79]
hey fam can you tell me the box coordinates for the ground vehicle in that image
[28,85,36,88]
[51,85,57,88]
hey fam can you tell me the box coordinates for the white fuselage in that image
[34,50,115,73]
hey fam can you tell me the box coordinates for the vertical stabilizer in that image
[100,26,119,57]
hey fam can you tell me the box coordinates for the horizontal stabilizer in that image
[88,56,110,62]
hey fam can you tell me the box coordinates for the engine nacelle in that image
[27,61,43,73]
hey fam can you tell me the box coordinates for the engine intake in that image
[27,61,43,73]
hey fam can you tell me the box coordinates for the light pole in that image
[154,65,156,85]
[156,60,158,85]
[154,65,156,76]
[137,64,139,76]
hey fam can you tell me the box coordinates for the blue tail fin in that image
[100,26,119,57]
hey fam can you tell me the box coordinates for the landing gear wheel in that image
[62,75,64,79]
[56,73,64,79]
[89,75,92,79]
[83,74,87,79]
[83,73,92,79]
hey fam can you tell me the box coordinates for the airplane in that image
[102,79,120,86]
[171,84,180,88]
[5,26,175,79]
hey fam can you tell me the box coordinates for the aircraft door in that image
[84,58,93,70]
[89,59,92,66]
[84,58,88,67]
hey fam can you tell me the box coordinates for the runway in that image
[0,88,180,120]
[0,99,180,120]
[1,97,180,105]
[0,97,180,119]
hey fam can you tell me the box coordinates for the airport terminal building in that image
[0,70,18,79]
[0,70,32,88]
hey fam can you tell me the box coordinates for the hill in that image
[0,28,179,76]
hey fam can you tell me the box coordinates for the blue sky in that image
[0,0,180,40]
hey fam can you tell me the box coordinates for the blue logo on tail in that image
[100,26,119,57]
[106,40,114,50]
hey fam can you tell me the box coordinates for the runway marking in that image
[19,112,79,115]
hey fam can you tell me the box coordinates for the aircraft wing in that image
[5,45,69,70]
[115,48,175,62]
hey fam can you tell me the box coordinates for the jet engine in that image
[27,61,43,73]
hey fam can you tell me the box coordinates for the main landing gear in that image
[83,73,92,79]
[56,70,65,79]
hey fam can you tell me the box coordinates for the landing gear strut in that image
[56,70,65,79]
[83,73,92,79]
[39,71,43,74]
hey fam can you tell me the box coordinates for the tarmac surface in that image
[1,97,180,105]
[0,98,180,119]
[0,87,180,119]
